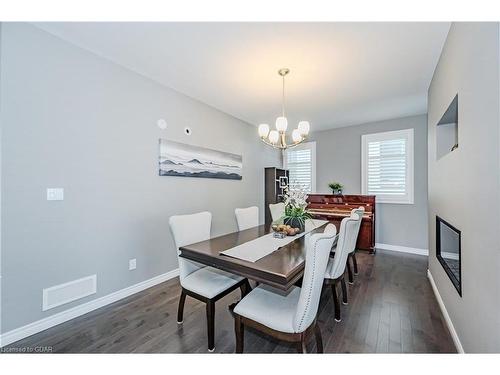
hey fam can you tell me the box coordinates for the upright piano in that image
[307,194,376,253]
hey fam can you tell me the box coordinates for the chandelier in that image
[258,68,310,150]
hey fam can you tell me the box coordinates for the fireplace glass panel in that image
[436,216,462,296]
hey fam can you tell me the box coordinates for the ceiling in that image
[34,22,450,131]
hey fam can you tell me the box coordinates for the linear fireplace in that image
[436,216,462,296]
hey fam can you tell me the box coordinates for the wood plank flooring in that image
[5,250,456,353]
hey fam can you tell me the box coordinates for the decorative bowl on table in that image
[271,224,301,238]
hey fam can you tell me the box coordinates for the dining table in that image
[179,220,329,291]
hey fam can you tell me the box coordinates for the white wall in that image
[428,22,500,352]
[0,23,280,334]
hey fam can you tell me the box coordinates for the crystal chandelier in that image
[258,68,310,150]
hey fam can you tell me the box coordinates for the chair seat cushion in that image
[181,267,244,299]
[233,285,301,333]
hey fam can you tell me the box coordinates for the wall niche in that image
[436,94,458,160]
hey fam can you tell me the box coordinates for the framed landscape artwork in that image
[158,139,242,180]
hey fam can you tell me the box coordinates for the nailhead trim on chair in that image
[296,235,331,332]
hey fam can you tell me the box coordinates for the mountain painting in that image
[159,139,242,180]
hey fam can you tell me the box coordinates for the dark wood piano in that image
[307,194,376,254]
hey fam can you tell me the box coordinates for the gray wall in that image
[0,23,280,333]
[428,22,500,352]
[0,23,3,337]
[309,114,428,250]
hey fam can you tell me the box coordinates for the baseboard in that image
[0,268,180,348]
[427,269,465,353]
[375,242,429,256]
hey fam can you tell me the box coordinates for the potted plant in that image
[282,184,312,233]
[328,182,344,195]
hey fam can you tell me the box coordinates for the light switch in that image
[129,259,137,271]
[47,188,64,201]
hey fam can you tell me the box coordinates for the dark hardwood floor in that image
[6,250,456,353]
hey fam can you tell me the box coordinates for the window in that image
[285,141,316,193]
[361,129,414,204]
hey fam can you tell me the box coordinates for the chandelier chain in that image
[282,73,285,117]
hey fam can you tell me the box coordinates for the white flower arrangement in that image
[283,182,309,210]
[282,182,312,230]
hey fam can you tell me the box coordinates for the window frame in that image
[361,128,414,204]
[284,141,317,194]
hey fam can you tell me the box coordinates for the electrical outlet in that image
[47,188,64,201]
[129,259,136,271]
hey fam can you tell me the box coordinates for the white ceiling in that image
[34,22,450,131]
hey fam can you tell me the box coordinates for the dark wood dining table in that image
[179,222,328,290]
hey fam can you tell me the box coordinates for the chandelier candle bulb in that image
[275,116,288,132]
[258,123,270,138]
[268,130,279,144]
[292,129,302,143]
[298,121,310,136]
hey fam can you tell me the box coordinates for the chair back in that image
[235,206,259,231]
[169,211,211,281]
[349,206,365,254]
[325,212,360,280]
[293,223,337,333]
[269,202,285,222]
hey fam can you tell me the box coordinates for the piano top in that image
[307,193,375,205]
[306,194,375,218]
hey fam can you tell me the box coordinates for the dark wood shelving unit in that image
[264,167,289,225]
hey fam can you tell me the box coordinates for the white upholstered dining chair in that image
[169,211,250,352]
[233,223,338,353]
[269,202,285,222]
[324,211,362,322]
[235,206,259,231]
[346,206,365,284]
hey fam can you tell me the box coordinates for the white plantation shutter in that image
[362,129,414,204]
[367,139,406,194]
[286,142,316,193]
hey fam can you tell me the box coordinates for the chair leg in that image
[234,314,244,353]
[331,283,341,322]
[314,324,324,353]
[352,253,359,275]
[296,337,308,353]
[206,300,215,352]
[340,277,348,305]
[346,258,354,285]
[177,289,187,324]
[240,280,251,298]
